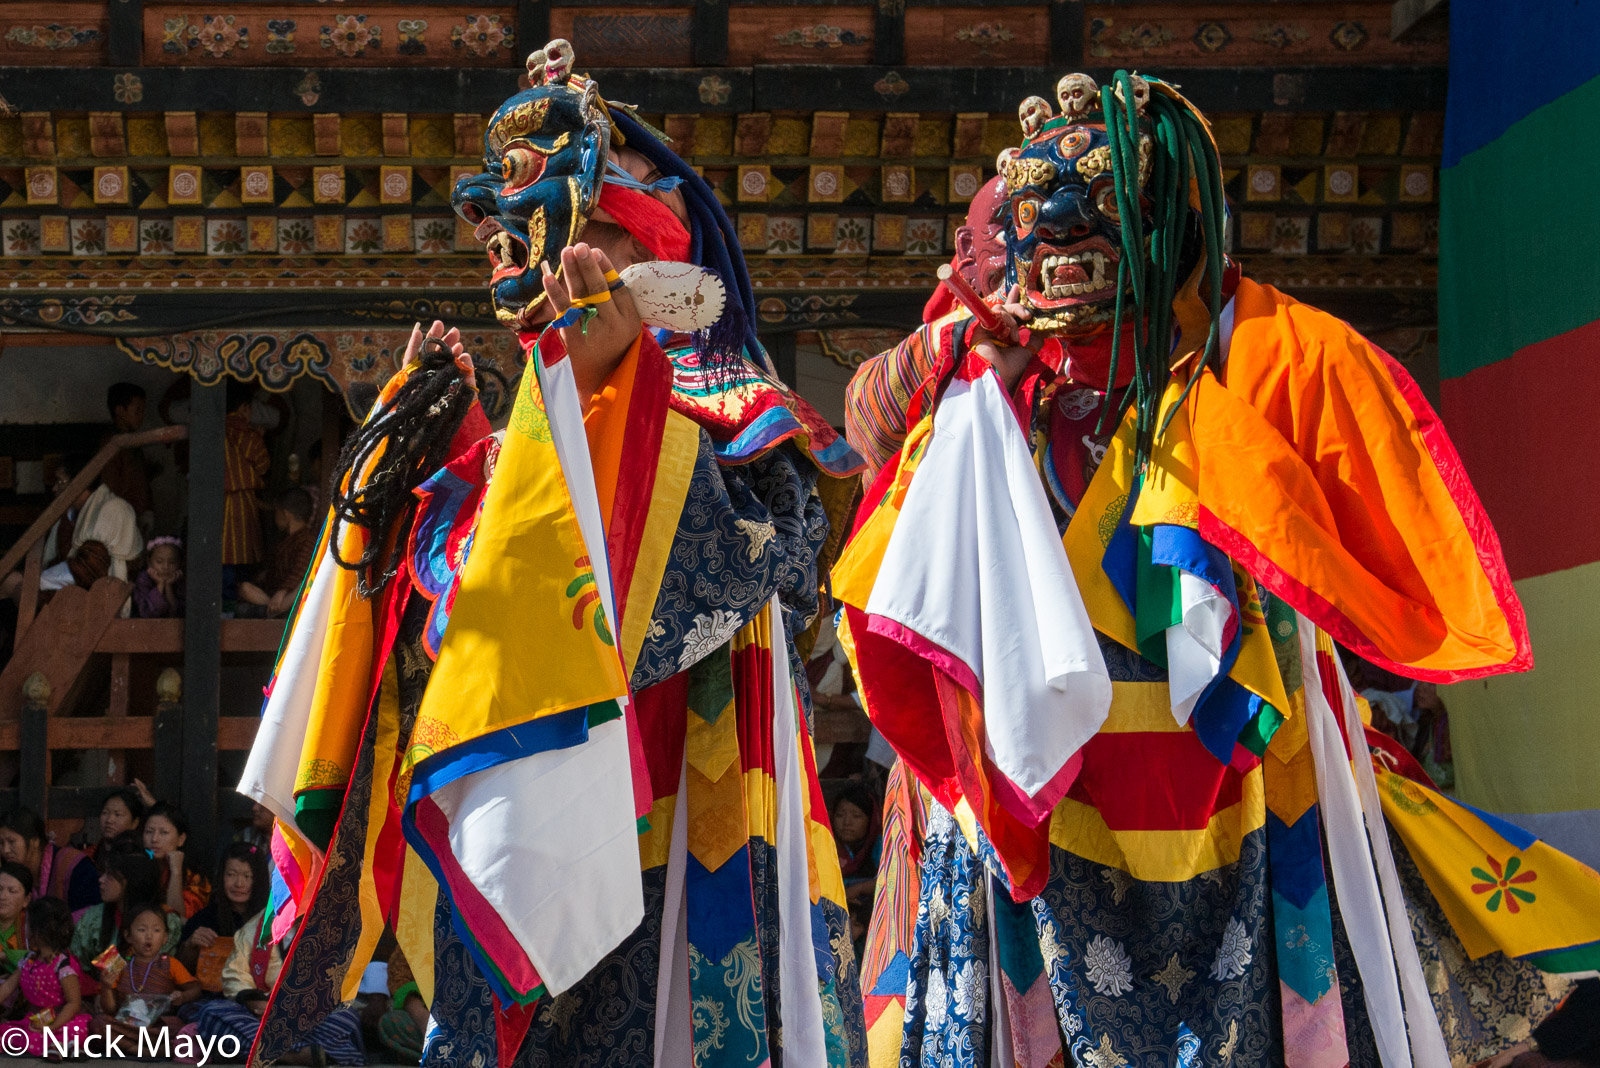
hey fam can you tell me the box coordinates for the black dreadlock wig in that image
[329,338,475,598]
[1095,71,1228,470]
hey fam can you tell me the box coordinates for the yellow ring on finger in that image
[568,289,614,308]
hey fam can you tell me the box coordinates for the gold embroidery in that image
[295,757,346,792]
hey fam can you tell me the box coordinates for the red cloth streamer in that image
[597,183,691,264]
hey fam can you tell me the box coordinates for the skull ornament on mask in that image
[451,39,611,327]
[1017,96,1053,139]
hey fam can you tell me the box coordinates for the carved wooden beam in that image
[0,64,1444,116]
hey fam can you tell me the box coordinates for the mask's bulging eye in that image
[1014,197,1040,236]
[1095,184,1120,225]
[502,147,546,195]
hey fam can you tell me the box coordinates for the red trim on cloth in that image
[864,615,982,701]
[597,183,692,264]
[412,795,545,995]
[1200,508,1518,685]
[1192,279,1530,682]
[1363,725,1438,789]
[604,330,672,635]
[1372,345,1530,672]
[845,604,956,797]
[931,668,1050,900]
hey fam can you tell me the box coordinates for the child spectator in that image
[222,382,270,582]
[101,382,155,535]
[133,537,187,619]
[70,852,178,986]
[237,488,316,617]
[143,803,210,919]
[0,806,100,911]
[0,897,87,1054]
[0,860,32,975]
[830,785,882,908]
[176,843,266,1014]
[89,787,147,865]
[97,902,199,1038]
[193,910,367,1065]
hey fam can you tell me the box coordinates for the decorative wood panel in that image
[0,4,107,66]
[904,7,1049,67]
[548,6,693,66]
[727,6,875,67]
[141,5,519,67]
[1083,2,1447,68]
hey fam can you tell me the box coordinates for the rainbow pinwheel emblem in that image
[1471,853,1537,913]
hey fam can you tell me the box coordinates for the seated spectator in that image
[101,382,156,536]
[95,902,200,1041]
[304,440,325,508]
[143,803,210,919]
[830,784,882,907]
[70,852,177,989]
[0,897,87,1055]
[376,946,426,1064]
[88,787,147,866]
[233,802,274,851]
[70,850,176,984]
[132,537,186,619]
[0,461,144,604]
[0,860,32,975]
[176,843,267,1014]
[192,909,366,1065]
[0,807,100,912]
[237,488,316,618]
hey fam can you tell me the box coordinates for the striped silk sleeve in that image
[843,320,947,480]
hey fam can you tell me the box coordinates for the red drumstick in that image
[934,260,1024,343]
[937,263,1005,334]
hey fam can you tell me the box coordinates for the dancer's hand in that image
[404,320,476,390]
[969,284,1041,392]
[541,244,642,403]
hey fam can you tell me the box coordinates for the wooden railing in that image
[0,615,284,841]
